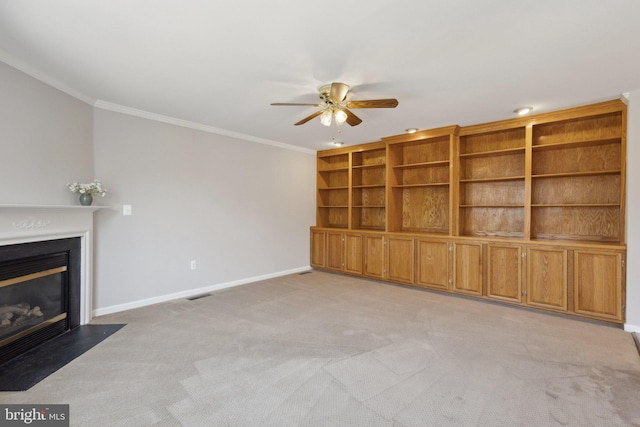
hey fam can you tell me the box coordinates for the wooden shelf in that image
[392,183,449,188]
[532,204,620,208]
[532,170,620,179]
[461,204,525,208]
[318,166,350,172]
[352,163,385,170]
[532,137,620,151]
[459,146,525,159]
[460,176,525,183]
[319,186,349,190]
[352,184,385,189]
[392,160,449,169]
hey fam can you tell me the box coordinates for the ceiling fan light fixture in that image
[514,106,533,116]
[334,109,348,125]
[320,110,333,127]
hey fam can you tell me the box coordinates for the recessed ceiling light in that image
[514,107,533,116]
[406,128,418,134]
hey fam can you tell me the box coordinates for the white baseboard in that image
[92,266,312,318]
[624,323,640,333]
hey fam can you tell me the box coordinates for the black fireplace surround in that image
[0,238,81,365]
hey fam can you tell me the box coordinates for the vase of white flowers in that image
[67,180,107,206]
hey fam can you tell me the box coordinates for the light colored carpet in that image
[2,270,639,426]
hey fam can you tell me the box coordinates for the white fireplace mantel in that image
[0,204,110,324]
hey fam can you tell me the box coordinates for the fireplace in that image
[0,238,81,365]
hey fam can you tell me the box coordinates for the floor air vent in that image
[187,293,211,301]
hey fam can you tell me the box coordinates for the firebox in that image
[0,238,81,365]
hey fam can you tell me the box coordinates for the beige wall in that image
[92,109,316,311]
[624,91,640,332]
[0,61,93,204]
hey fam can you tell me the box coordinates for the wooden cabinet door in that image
[487,244,522,303]
[416,238,449,290]
[386,235,414,284]
[453,242,483,296]
[526,247,567,311]
[310,230,326,268]
[326,231,345,272]
[344,233,363,275]
[363,234,385,279]
[574,250,623,321]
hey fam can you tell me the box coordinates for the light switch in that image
[123,204,132,216]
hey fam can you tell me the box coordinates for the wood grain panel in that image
[461,180,524,206]
[344,233,363,275]
[460,153,525,180]
[531,207,620,241]
[353,187,385,206]
[326,232,345,271]
[532,143,620,175]
[318,188,348,206]
[574,250,622,320]
[416,239,449,290]
[401,138,450,164]
[527,247,567,311]
[363,234,385,278]
[400,166,449,185]
[532,112,622,146]
[352,207,386,230]
[531,175,620,205]
[487,245,521,302]
[352,149,385,166]
[387,236,414,284]
[321,207,348,228]
[453,242,483,296]
[401,187,449,233]
[460,207,524,238]
[353,166,385,186]
[459,128,526,154]
[318,153,349,170]
[310,230,326,268]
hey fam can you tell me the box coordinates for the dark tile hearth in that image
[0,324,125,391]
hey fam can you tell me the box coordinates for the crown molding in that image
[0,49,95,105]
[93,100,316,155]
[1,51,315,155]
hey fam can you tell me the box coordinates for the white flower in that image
[67,179,107,197]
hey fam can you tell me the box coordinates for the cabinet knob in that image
[449,246,453,252]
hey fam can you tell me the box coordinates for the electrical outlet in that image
[123,204,132,216]
[190,260,197,270]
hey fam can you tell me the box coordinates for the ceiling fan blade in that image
[329,82,350,103]
[345,99,399,109]
[294,110,323,126]
[271,103,321,107]
[344,109,362,126]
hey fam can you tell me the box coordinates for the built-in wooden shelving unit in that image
[311,99,627,324]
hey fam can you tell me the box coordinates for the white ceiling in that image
[1,0,640,152]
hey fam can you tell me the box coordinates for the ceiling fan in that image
[271,82,398,127]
